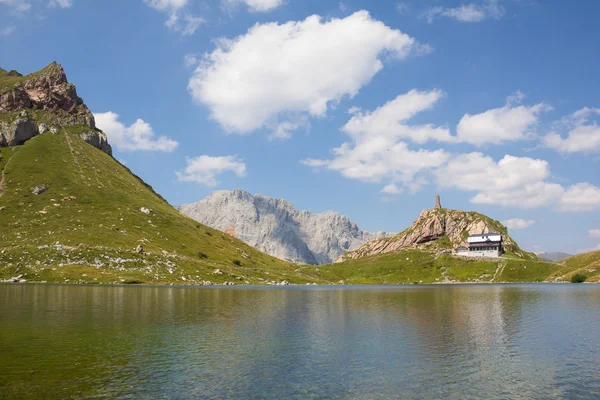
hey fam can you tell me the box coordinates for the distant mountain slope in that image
[538,252,572,262]
[551,250,600,282]
[178,189,392,264]
[338,202,536,262]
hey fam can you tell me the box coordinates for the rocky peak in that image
[337,201,524,262]
[0,62,111,155]
[179,189,393,265]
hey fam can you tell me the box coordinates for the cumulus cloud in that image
[436,152,600,211]
[456,91,551,146]
[189,11,430,137]
[425,0,504,23]
[557,183,600,212]
[176,155,247,186]
[589,229,600,239]
[222,0,284,12]
[302,89,449,192]
[342,89,456,144]
[543,107,600,153]
[94,112,179,152]
[436,153,564,208]
[144,0,203,36]
[503,218,535,230]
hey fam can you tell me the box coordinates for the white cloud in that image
[223,0,284,12]
[503,218,535,230]
[302,89,449,192]
[0,25,16,35]
[144,0,203,36]
[589,229,600,239]
[437,152,600,211]
[543,107,600,153]
[189,11,429,137]
[145,0,188,11]
[437,153,564,208]
[176,155,247,187]
[184,53,201,67]
[342,89,455,144]
[49,0,72,8]
[557,183,600,212]
[425,0,504,23]
[94,111,179,152]
[456,92,551,146]
[396,2,409,14]
[0,0,31,13]
[381,184,403,195]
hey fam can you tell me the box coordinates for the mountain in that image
[337,197,536,262]
[178,189,392,264]
[550,250,600,282]
[1,62,111,155]
[0,63,328,285]
[538,252,572,262]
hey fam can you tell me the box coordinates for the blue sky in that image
[2,0,600,254]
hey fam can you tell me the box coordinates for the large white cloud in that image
[436,152,600,211]
[176,155,247,187]
[503,218,535,230]
[424,0,504,23]
[342,89,456,144]
[302,89,449,192]
[543,107,600,153]
[94,112,179,152]
[456,92,551,146]
[436,153,565,208]
[189,11,429,137]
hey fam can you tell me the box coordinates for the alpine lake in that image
[1,283,599,399]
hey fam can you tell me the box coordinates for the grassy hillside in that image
[300,250,562,284]
[0,131,328,285]
[551,250,600,282]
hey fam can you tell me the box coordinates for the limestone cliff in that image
[0,63,111,155]
[178,189,392,265]
[337,206,528,262]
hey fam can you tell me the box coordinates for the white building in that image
[456,233,503,258]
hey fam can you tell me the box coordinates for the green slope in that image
[303,250,570,284]
[0,131,327,285]
[551,250,600,282]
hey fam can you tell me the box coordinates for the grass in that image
[0,131,330,285]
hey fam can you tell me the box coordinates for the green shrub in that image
[198,252,208,259]
[571,274,587,283]
[232,259,241,266]
[205,231,212,236]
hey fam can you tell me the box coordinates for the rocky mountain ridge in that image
[337,201,530,262]
[178,189,392,264]
[0,63,111,155]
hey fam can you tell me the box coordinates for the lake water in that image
[1,284,599,399]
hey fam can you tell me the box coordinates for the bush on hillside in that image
[571,274,587,283]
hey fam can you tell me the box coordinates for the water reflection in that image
[1,284,599,399]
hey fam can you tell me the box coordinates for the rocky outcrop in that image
[337,206,521,262]
[0,62,112,155]
[178,189,391,264]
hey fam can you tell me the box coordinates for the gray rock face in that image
[178,189,391,265]
[0,118,39,146]
[79,130,112,156]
